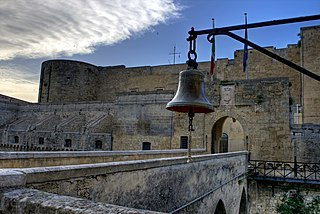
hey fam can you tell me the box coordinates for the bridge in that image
[0,151,247,213]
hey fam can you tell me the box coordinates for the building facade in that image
[0,26,319,163]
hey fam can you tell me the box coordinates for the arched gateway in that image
[211,116,246,154]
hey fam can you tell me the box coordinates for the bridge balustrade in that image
[248,159,320,183]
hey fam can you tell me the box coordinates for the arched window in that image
[64,139,72,148]
[220,133,228,153]
[95,140,102,149]
[142,142,151,150]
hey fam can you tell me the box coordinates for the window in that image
[142,142,151,150]
[64,139,72,148]
[95,140,102,149]
[14,136,19,144]
[39,137,44,145]
[130,88,138,92]
[180,136,188,149]
[220,133,228,153]
[155,87,164,91]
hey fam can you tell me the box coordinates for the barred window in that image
[180,136,188,149]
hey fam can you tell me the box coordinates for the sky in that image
[0,0,319,102]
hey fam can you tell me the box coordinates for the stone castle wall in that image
[38,60,184,104]
[37,26,319,126]
[301,26,320,124]
[0,94,30,127]
[1,25,319,162]
[291,124,320,163]
[248,180,320,214]
[1,77,296,162]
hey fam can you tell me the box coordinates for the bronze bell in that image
[166,68,214,113]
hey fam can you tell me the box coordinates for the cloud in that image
[0,0,181,60]
[0,66,38,102]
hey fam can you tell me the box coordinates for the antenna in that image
[169,45,181,64]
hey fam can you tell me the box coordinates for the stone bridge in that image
[0,151,247,213]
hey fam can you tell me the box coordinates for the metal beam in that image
[190,14,320,36]
[224,31,320,81]
[187,14,320,81]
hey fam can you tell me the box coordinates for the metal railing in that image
[248,159,320,182]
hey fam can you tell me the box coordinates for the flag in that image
[243,13,248,76]
[210,19,215,75]
[210,41,215,75]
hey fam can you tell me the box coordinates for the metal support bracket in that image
[188,14,320,81]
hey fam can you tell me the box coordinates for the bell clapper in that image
[187,111,195,163]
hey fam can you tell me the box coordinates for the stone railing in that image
[0,149,206,168]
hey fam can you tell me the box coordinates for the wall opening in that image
[95,140,102,149]
[64,139,72,148]
[142,142,151,150]
[220,133,228,153]
[14,136,19,144]
[239,187,247,214]
[180,136,188,149]
[214,199,226,214]
[39,137,44,145]
[211,117,245,154]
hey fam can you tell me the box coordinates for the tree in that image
[277,191,320,214]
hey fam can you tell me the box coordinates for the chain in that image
[188,112,195,132]
[187,111,195,162]
[186,27,198,69]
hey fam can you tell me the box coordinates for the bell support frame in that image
[188,14,320,81]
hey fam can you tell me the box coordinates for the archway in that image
[214,199,226,214]
[239,188,247,214]
[211,116,245,154]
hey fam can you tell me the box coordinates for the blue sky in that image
[0,0,319,102]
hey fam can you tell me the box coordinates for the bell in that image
[166,68,214,113]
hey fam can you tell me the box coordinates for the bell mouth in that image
[166,103,214,113]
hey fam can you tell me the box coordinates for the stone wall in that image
[301,26,320,124]
[0,77,295,162]
[291,124,320,163]
[0,188,161,214]
[38,60,184,104]
[1,91,176,151]
[248,179,320,214]
[0,94,30,127]
[0,152,248,213]
[0,149,206,168]
[204,77,292,161]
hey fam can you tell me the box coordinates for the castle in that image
[0,25,319,213]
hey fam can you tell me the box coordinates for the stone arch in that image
[214,199,226,214]
[239,187,247,214]
[210,113,246,154]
